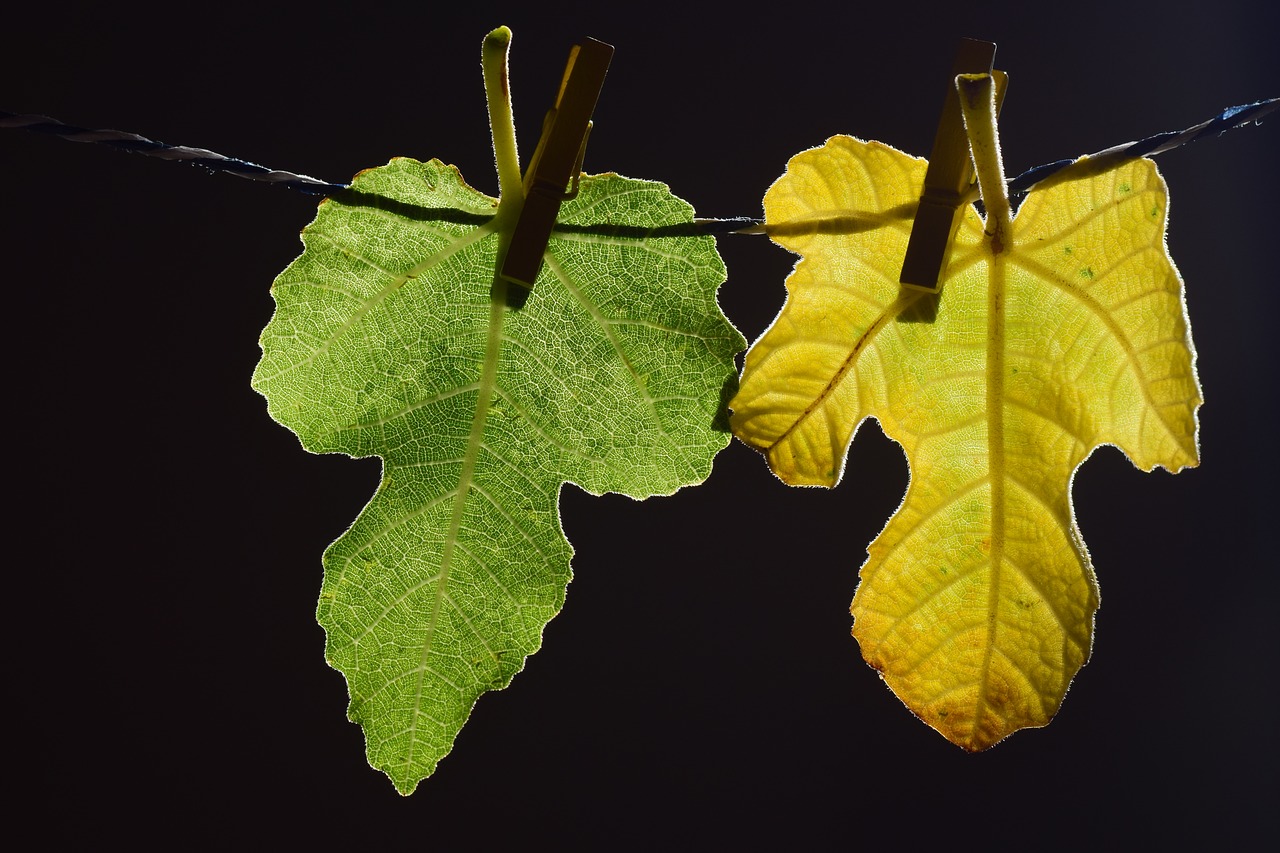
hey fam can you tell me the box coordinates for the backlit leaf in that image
[730,125,1199,749]
[253,157,743,792]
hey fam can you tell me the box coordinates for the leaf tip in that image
[484,25,512,51]
[388,770,423,797]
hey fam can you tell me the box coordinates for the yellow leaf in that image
[730,88,1200,749]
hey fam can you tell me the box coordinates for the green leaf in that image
[252,157,743,793]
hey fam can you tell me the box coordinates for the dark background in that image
[5,1,1276,846]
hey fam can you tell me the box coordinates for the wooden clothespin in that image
[900,38,1007,292]
[499,37,614,289]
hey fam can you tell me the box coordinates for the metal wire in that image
[1006,98,1278,197]
[4,97,1276,223]
[0,110,348,195]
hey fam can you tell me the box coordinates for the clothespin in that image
[499,37,614,289]
[900,38,1007,292]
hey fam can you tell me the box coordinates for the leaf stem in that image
[482,27,525,207]
[956,73,1012,242]
[956,73,1011,738]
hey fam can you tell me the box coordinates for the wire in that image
[4,98,1276,222]
[1006,98,1277,197]
[0,110,347,195]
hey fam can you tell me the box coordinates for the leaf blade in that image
[731,137,1199,749]
[255,158,743,792]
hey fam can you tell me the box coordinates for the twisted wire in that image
[1,110,348,195]
[4,98,1275,221]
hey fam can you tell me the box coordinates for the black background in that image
[5,1,1277,846]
